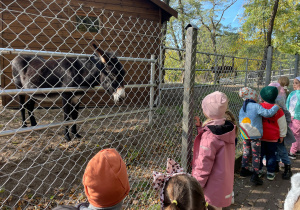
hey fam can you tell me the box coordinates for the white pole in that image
[149,55,156,125]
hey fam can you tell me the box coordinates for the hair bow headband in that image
[153,158,187,209]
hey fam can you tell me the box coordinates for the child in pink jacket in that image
[192,91,236,209]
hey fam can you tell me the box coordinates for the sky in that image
[221,0,245,30]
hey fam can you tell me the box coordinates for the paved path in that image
[226,157,300,210]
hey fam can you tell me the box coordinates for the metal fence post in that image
[295,54,299,78]
[157,45,163,109]
[182,24,197,172]
[265,46,273,86]
[213,55,219,86]
[279,62,282,77]
[149,55,155,125]
[244,58,248,86]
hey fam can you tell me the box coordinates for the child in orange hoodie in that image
[53,148,130,210]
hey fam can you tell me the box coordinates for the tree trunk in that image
[258,0,279,85]
[267,0,279,46]
[211,31,217,54]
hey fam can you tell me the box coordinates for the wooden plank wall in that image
[1,0,161,108]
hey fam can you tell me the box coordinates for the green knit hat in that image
[260,86,278,104]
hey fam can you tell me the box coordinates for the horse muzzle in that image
[113,87,125,104]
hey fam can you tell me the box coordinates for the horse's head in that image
[93,44,126,104]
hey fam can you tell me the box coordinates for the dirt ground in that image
[0,96,183,209]
[227,157,300,210]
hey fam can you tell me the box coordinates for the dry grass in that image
[0,97,183,209]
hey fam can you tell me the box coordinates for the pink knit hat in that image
[268,82,286,98]
[202,91,228,119]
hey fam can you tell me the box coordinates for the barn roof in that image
[150,0,178,22]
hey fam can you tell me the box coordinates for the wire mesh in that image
[0,1,168,209]
[163,46,297,158]
[0,1,298,209]
[271,54,296,85]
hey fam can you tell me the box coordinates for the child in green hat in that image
[259,86,287,181]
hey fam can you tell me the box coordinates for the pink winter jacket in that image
[192,121,236,208]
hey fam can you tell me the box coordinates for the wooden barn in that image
[0,0,177,108]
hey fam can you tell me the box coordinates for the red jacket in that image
[260,102,287,142]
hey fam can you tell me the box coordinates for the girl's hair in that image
[278,76,290,96]
[164,174,215,210]
[202,118,212,127]
[278,76,290,87]
[225,110,238,136]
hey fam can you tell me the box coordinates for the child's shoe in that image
[250,173,263,185]
[267,172,275,181]
[282,164,292,180]
[240,167,253,177]
[288,153,296,159]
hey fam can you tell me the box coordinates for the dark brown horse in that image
[211,66,237,83]
[12,44,126,141]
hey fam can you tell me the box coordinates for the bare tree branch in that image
[199,16,212,32]
[216,0,238,26]
[196,0,238,54]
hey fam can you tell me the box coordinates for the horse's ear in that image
[92,43,108,63]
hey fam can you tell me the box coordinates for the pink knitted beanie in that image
[202,91,228,120]
[268,82,286,98]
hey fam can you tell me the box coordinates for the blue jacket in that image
[239,102,279,139]
[286,90,300,120]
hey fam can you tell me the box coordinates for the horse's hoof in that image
[65,135,71,141]
[22,124,27,128]
[31,122,37,126]
[74,134,82,139]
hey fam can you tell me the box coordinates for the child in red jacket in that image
[259,86,287,181]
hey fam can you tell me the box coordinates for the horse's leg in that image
[70,103,81,138]
[26,98,37,126]
[62,93,72,141]
[19,95,27,127]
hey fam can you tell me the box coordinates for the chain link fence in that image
[163,39,298,163]
[271,52,297,86]
[0,1,171,209]
[0,1,299,209]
